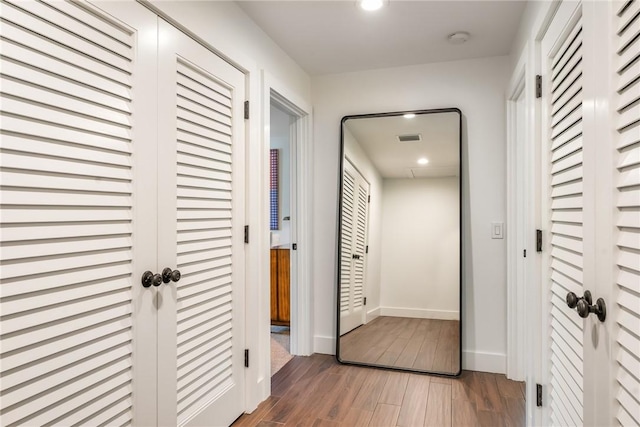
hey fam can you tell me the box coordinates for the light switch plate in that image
[491,222,504,239]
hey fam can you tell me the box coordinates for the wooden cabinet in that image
[270,248,290,325]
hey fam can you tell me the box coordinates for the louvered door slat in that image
[0,61,130,113]
[177,95,233,127]
[4,0,130,58]
[177,72,232,109]
[0,1,142,425]
[1,78,131,127]
[0,116,131,153]
[552,76,583,116]
[614,2,640,425]
[0,38,131,100]
[1,96,131,140]
[177,323,231,370]
[0,22,129,86]
[545,9,586,425]
[0,1,131,73]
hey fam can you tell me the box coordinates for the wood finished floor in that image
[232,354,525,427]
[340,317,460,373]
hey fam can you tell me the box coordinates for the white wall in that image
[270,105,291,247]
[312,55,510,373]
[380,178,460,320]
[343,127,383,320]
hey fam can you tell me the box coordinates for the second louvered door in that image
[540,1,640,425]
[339,159,369,336]
[612,0,639,425]
[156,21,246,427]
[541,2,588,425]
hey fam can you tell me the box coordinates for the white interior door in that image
[540,1,640,425]
[0,2,247,426]
[340,159,369,336]
[611,1,640,425]
[540,2,589,425]
[157,20,246,427]
[0,1,158,425]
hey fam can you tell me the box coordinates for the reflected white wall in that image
[380,178,460,319]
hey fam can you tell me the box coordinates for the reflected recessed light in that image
[359,0,383,11]
[417,158,429,165]
[403,113,416,119]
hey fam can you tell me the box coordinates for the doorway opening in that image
[269,102,296,376]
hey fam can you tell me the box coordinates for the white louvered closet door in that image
[339,165,355,333]
[339,159,369,336]
[613,1,640,425]
[0,1,158,425]
[541,2,588,426]
[156,20,246,427]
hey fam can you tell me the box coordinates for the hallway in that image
[233,355,525,426]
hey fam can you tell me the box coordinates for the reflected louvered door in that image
[613,1,640,425]
[157,21,246,427]
[352,176,369,317]
[339,166,355,333]
[0,1,158,425]
[339,159,369,336]
[541,2,587,426]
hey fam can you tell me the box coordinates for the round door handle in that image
[576,297,607,322]
[566,292,579,308]
[566,290,593,309]
[162,267,181,283]
[142,271,162,288]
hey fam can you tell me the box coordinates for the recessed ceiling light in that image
[448,32,470,45]
[417,158,429,165]
[359,0,383,11]
[403,113,416,119]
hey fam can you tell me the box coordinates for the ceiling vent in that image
[397,133,422,143]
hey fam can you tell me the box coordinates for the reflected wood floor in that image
[340,316,460,373]
[232,354,525,427]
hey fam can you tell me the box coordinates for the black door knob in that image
[142,271,162,288]
[576,297,607,322]
[162,267,181,283]
[566,290,593,309]
[566,292,579,308]
[576,299,590,318]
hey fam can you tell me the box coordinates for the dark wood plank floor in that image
[232,354,525,427]
[339,317,460,373]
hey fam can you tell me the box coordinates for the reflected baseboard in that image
[463,350,506,374]
[379,306,460,321]
[366,307,381,323]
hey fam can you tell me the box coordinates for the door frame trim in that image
[254,71,313,403]
[506,43,531,384]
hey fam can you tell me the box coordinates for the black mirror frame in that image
[335,107,463,377]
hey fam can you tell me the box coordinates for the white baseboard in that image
[366,307,381,323]
[379,306,460,320]
[463,350,506,374]
[314,335,335,355]
[313,336,505,374]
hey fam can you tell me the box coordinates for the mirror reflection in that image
[337,109,461,375]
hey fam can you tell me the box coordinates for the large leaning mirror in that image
[336,108,462,376]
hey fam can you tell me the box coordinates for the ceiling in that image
[344,111,460,179]
[237,0,527,75]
